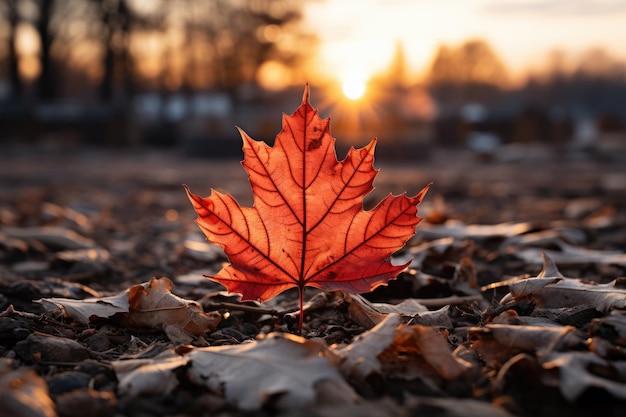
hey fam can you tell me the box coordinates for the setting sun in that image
[342,78,366,100]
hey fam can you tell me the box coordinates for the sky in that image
[304,0,626,84]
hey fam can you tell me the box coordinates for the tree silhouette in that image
[427,39,508,106]
[183,0,313,102]
[0,0,22,100]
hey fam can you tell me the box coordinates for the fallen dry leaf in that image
[468,324,584,368]
[38,292,129,324]
[185,85,429,332]
[590,312,626,347]
[40,277,220,343]
[344,293,427,328]
[344,292,451,329]
[416,220,533,240]
[0,359,57,417]
[112,350,188,397]
[127,277,220,343]
[337,314,468,389]
[507,234,626,266]
[500,252,626,313]
[542,351,626,401]
[187,332,358,410]
[338,314,401,382]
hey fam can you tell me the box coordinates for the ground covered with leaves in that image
[1,146,625,417]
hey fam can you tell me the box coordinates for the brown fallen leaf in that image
[39,277,220,344]
[590,312,626,347]
[509,236,626,266]
[542,351,626,401]
[344,293,452,329]
[344,293,427,328]
[468,324,584,368]
[126,277,221,343]
[0,359,57,417]
[416,220,533,240]
[112,334,357,410]
[38,291,130,324]
[500,252,626,313]
[112,350,188,397]
[186,333,358,410]
[380,324,469,381]
[337,314,468,389]
[1,226,98,250]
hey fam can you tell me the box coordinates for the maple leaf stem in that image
[297,286,304,334]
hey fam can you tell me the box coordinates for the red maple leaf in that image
[185,86,429,332]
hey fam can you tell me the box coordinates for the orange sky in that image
[304,0,626,85]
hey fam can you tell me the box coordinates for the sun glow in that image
[342,77,366,100]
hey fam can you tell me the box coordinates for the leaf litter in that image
[0,87,625,416]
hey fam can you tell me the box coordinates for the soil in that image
[1,145,625,417]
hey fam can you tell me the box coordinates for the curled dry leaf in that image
[501,254,626,313]
[338,314,468,387]
[185,85,429,332]
[127,277,220,343]
[39,277,220,344]
[344,292,451,329]
[344,293,426,328]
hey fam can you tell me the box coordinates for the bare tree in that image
[0,0,22,100]
[427,39,508,105]
[185,0,314,101]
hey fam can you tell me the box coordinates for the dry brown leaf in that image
[111,333,356,410]
[345,293,428,329]
[381,324,469,381]
[511,238,626,266]
[187,333,357,410]
[590,312,626,347]
[38,292,130,324]
[0,360,57,417]
[501,253,626,313]
[337,314,468,385]
[468,324,584,368]
[542,352,626,401]
[2,226,97,250]
[416,220,533,240]
[504,277,626,313]
[112,350,188,397]
[40,277,220,343]
[338,314,402,381]
[127,277,220,343]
